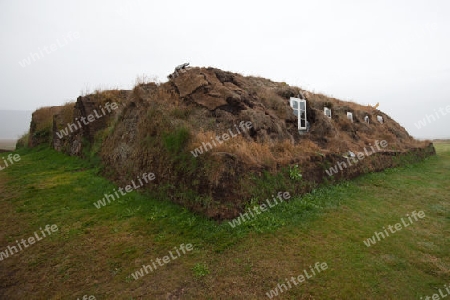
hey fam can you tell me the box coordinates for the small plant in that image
[192,263,210,278]
[162,127,190,154]
[289,164,303,181]
[246,197,259,209]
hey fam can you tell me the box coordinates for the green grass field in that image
[0,143,449,299]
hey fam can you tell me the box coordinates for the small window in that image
[324,107,332,118]
[347,112,353,122]
[290,97,307,130]
[377,115,384,124]
[364,115,370,124]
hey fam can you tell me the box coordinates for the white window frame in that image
[364,115,370,124]
[324,107,332,118]
[347,112,353,122]
[377,115,384,124]
[290,97,307,130]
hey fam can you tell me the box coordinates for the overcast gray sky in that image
[1,0,449,139]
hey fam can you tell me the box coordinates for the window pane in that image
[292,101,298,109]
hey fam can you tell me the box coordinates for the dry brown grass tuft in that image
[59,102,75,124]
[189,130,323,168]
[33,106,59,133]
[29,106,64,147]
[92,89,127,107]
[258,88,290,119]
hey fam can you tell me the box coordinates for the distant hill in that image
[0,139,16,151]
[0,110,32,139]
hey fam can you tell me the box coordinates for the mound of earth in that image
[25,66,435,219]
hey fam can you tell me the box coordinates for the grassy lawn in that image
[0,143,449,299]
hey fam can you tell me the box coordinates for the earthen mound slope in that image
[26,66,435,219]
